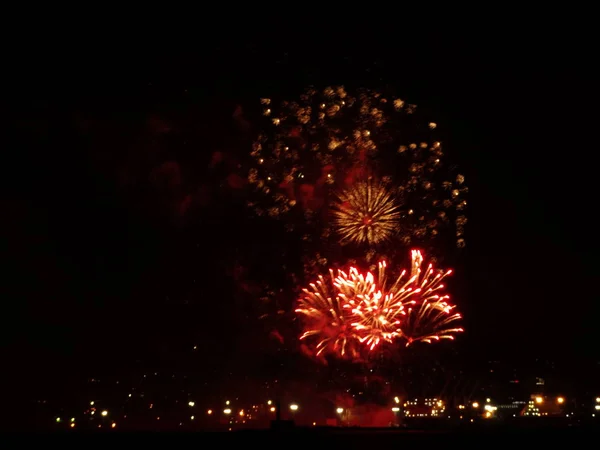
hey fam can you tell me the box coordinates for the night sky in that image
[4,24,598,412]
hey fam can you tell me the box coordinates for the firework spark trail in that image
[295,250,463,360]
[403,299,463,346]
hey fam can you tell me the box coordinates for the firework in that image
[332,179,401,246]
[338,266,405,351]
[347,250,463,350]
[395,250,463,345]
[248,86,468,250]
[295,270,364,359]
[295,250,463,361]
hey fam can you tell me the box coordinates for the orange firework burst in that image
[295,250,463,361]
[393,250,463,345]
[295,270,364,359]
[336,266,405,350]
[332,180,401,246]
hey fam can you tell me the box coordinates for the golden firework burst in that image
[332,180,401,246]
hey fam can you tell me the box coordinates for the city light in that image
[50,383,598,430]
[484,404,497,417]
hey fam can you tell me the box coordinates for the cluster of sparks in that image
[247,86,468,250]
[295,250,463,360]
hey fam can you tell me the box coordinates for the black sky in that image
[3,23,599,406]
